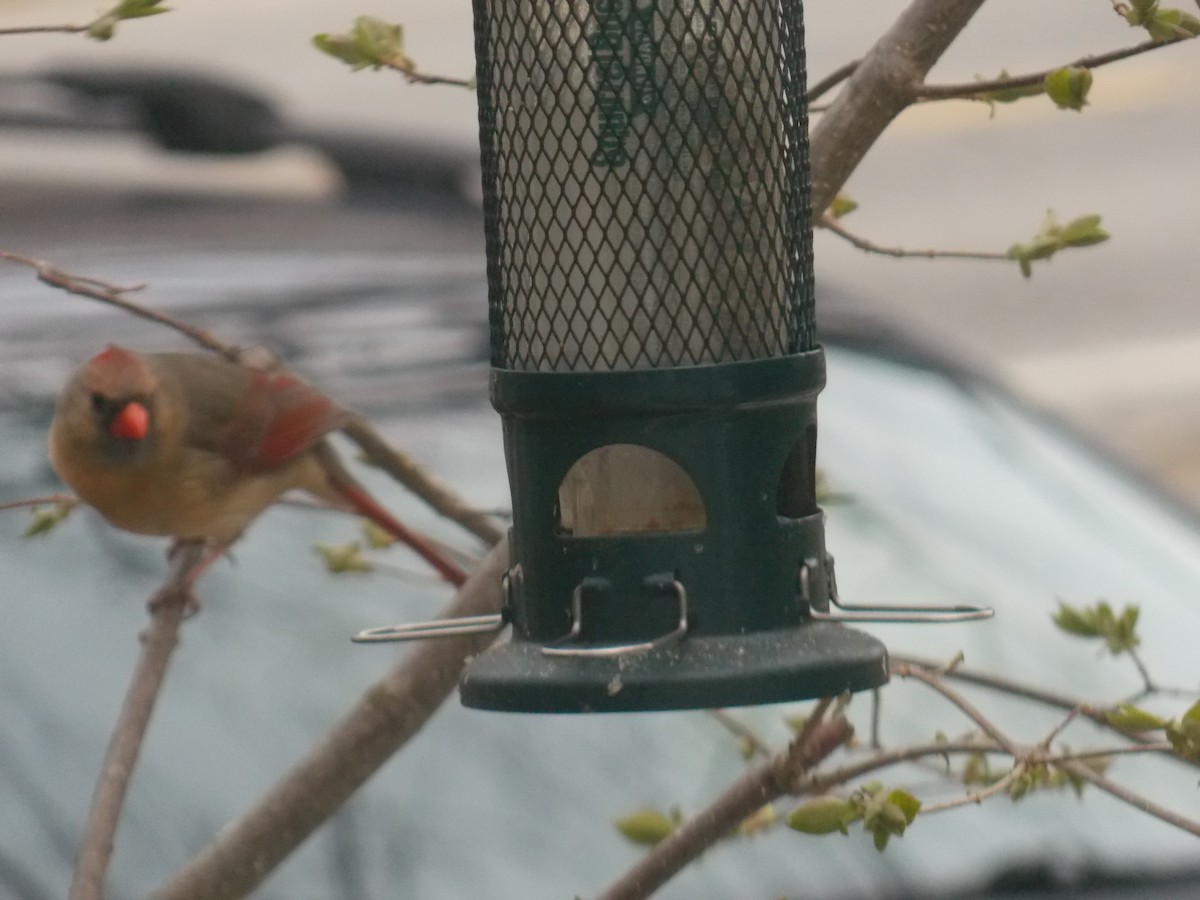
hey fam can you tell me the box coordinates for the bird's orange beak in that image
[109,401,149,440]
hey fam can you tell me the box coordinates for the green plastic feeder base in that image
[460,623,888,713]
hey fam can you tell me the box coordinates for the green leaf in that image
[1008,246,1033,279]
[312,33,376,70]
[615,809,677,845]
[828,194,858,219]
[1053,599,1141,655]
[737,803,777,835]
[783,714,808,733]
[1043,67,1092,112]
[1052,601,1099,637]
[1147,8,1200,40]
[886,789,921,825]
[88,0,168,40]
[313,16,410,72]
[112,0,170,19]
[1166,700,1200,760]
[861,789,920,852]
[353,15,406,63]
[87,16,120,40]
[872,827,891,852]
[1178,12,1200,37]
[1106,703,1167,732]
[1123,1,1200,39]
[962,752,993,786]
[1008,770,1035,801]
[362,521,396,549]
[1106,603,1141,654]
[1181,699,1200,728]
[1006,210,1105,279]
[1059,214,1110,248]
[24,502,74,537]
[314,541,374,574]
[787,796,858,835]
[1123,0,1159,27]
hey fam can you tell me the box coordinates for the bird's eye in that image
[90,393,107,413]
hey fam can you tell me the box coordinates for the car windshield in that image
[2,250,1198,898]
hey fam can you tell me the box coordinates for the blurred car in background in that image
[1,69,1200,900]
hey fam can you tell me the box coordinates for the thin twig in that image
[383,61,474,89]
[919,770,1017,815]
[808,59,859,103]
[1058,743,1173,761]
[1062,760,1200,838]
[342,416,505,547]
[917,37,1193,101]
[707,709,773,760]
[154,540,508,900]
[891,653,1087,713]
[0,253,233,359]
[69,542,205,900]
[798,738,1172,813]
[820,215,1010,262]
[0,23,89,35]
[889,653,1199,766]
[1040,706,1085,750]
[902,739,1166,816]
[598,710,852,900]
[0,493,77,512]
[800,739,1000,795]
[780,697,835,785]
[1126,647,1158,694]
[892,662,1022,756]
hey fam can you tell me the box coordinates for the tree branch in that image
[69,542,205,900]
[0,493,77,512]
[808,59,859,103]
[1062,760,1200,838]
[893,662,1023,756]
[799,738,998,794]
[707,709,774,760]
[341,416,505,547]
[819,214,1010,262]
[917,36,1193,101]
[918,770,1017,814]
[0,253,232,358]
[154,540,508,900]
[808,0,988,217]
[381,60,473,89]
[598,699,850,900]
[890,653,1200,766]
[0,23,89,36]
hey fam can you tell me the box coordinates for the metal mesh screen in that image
[474,0,814,372]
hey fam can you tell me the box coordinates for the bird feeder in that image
[356,0,990,711]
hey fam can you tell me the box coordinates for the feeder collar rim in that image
[490,348,826,417]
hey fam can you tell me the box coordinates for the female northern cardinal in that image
[49,344,467,586]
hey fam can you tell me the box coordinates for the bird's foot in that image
[153,538,219,616]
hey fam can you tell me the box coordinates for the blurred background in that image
[2,0,1200,502]
[2,3,1200,899]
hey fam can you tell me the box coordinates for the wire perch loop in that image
[806,557,994,623]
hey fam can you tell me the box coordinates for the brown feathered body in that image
[49,345,465,584]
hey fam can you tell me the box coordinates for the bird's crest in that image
[83,345,156,398]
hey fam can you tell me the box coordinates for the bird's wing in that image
[234,369,351,472]
[152,352,350,474]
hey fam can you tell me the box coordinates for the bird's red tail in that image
[336,483,469,587]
